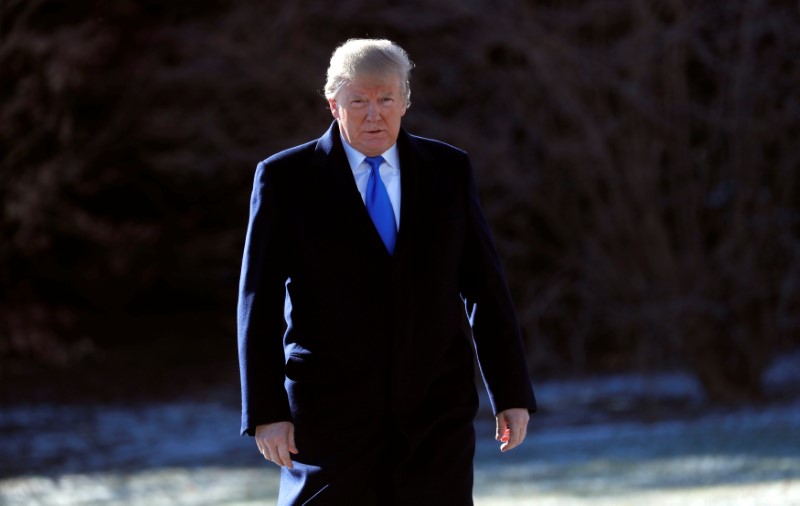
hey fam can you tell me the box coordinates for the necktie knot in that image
[365,156,385,174]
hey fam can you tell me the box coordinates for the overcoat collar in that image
[311,121,430,259]
[311,120,435,170]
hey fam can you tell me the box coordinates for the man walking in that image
[237,38,537,505]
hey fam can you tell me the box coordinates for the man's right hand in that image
[255,421,299,468]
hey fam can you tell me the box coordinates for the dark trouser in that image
[279,369,479,505]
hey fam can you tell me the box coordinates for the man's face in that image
[328,73,408,156]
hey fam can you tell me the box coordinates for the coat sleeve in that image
[457,155,537,415]
[237,160,292,436]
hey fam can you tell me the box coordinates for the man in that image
[238,38,537,505]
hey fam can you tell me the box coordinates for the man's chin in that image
[357,141,392,156]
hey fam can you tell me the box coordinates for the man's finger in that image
[263,445,277,465]
[264,444,289,467]
[495,413,507,441]
[503,422,524,452]
[500,427,516,452]
[501,434,520,451]
[257,441,275,463]
[276,443,294,469]
[288,424,299,455]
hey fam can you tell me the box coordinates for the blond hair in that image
[324,39,414,106]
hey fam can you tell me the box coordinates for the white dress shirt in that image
[340,139,402,229]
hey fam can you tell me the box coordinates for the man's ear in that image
[328,98,339,119]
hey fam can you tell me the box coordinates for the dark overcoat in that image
[237,122,537,505]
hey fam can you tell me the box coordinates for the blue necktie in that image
[364,156,397,254]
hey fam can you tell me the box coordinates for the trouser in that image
[278,368,479,505]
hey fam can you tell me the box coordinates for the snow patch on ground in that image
[2,357,799,504]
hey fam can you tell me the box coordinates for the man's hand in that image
[495,408,529,452]
[255,421,299,468]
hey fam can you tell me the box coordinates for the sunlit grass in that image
[474,481,799,506]
[2,391,798,505]
[0,468,279,506]
[4,441,800,506]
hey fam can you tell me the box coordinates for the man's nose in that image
[366,101,380,120]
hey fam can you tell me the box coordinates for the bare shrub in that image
[2,0,798,401]
[461,0,800,401]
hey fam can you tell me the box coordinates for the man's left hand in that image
[495,408,529,452]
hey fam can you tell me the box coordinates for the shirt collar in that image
[341,137,400,174]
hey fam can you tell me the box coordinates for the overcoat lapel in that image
[393,127,438,261]
[312,122,392,257]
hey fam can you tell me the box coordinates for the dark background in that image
[1,0,798,406]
